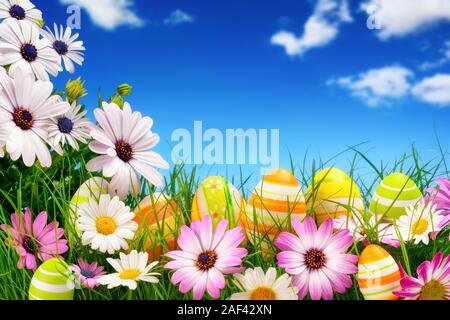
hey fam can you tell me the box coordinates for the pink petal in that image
[32,211,48,237]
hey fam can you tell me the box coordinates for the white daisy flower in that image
[87,102,169,199]
[46,101,92,155]
[396,199,445,245]
[40,23,85,74]
[0,67,69,167]
[229,267,298,300]
[0,19,62,80]
[77,194,138,254]
[99,250,160,290]
[0,0,42,25]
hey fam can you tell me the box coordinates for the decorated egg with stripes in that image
[242,168,306,257]
[134,193,183,261]
[191,176,245,228]
[306,168,364,225]
[369,172,422,222]
[29,258,74,300]
[70,177,109,235]
[357,245,401,300]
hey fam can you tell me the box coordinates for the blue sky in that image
[37,0,450,186]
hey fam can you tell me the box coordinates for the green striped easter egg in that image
[29,258,74,300]
[369,172,422,222]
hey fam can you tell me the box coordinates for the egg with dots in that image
[191,176,245,228]
[134,192,183,261]
[69,177,109,235]
[357,244,401,300]
[242,168,306,257]
[369,172,422,223]
[29,258,74,300]
[306,168,364,225]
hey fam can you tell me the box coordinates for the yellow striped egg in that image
[29,258,74,300]
[191,176,245,228]
[357,245,401,300]
[69,177,109,235]
[369,172,422,222]
[242,168,306,257]
[306,168,364,225]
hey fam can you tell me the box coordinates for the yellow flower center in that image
[250,286,277,300]
[119,269,141,280]
[419,280,446,300]
[96,217,117,235]
[412,218,429,235]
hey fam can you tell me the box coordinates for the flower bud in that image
[66,78,87,103]
[117,84,132,97]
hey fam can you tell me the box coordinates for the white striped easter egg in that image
[357,245,401,300]
[369,172,422,222]
[29,258,74,300]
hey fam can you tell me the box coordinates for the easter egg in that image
[369,172,422,222]
[357,244,401,300]
[306,168,364,224]
[191,176,245,228]
[29,258,74,300]
[69,177,109,235]
[134,192,183,261]
[243,168,306,256]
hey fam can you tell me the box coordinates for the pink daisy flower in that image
[394,252,450,300]
[70,258,105,289]
[275,216,358,300]
[333,213,398,247]
[0,208,68,270]
[165,215,247,300]
[426,179,450,241]
[425,178,450,217]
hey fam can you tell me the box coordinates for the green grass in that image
[0,141,449,300]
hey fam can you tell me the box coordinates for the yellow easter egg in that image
[357,245,401,300]
[191,176,245,228]
[306,168,364,224]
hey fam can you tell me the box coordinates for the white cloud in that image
[361,0,450,40]
[164,9,194,26]
[327,65,413,107]
[412,74,450,106]
[60,0,143,30]
[419,41,450,71]
[271,0,352,57]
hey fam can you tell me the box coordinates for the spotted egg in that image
[242,168,306,257]
[29,258,74,300]
[369,172,422,222]
[306,168,364,225]
[357,244,401,300]
[134,193,183,261]
[191,176,245,228]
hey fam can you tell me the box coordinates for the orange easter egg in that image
[357,244,401,300]
[134,193,183,261]
[242,168,306,258]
